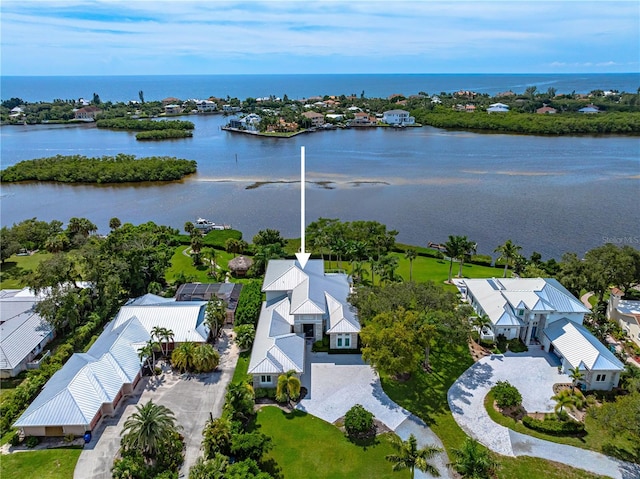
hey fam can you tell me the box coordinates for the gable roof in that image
[544,318,624,372]
[14,316,149,428]
[460,278,589,326]
[0,288,54,372]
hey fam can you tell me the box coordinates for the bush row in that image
[136,129,193,140]
[234,281,263,327]
[96,118,195,131]
[522,415,586,435]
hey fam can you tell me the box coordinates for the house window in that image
[260,375,272,384]
[596,374,606,382]
[336,334,351,348]
[518,309,525,316]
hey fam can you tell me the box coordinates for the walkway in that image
[448,351,640,479]
[73,328,239,479]
[580,292,594,309]
[297,348,453,478]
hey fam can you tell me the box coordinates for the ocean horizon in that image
[2,73,638,104]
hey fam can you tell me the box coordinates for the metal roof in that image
[544,319,624,372]
[0,288,54,372]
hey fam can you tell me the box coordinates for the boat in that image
[194,218,231,232]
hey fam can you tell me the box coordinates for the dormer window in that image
[518,309,525,316]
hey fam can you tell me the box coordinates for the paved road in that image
[74,327,239,479]
[297,349,452,479]
[448,351,640,479]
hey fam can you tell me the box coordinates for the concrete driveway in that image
[448,349,640,479]
[74,327,239,479]
[297,348,453,478]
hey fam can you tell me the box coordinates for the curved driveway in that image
[297,349,453,479]
[448,350,640,479]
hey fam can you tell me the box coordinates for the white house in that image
[248,259,360,389]
[608,288,640,349]
[196,100,217,113]
[0,288,54,378]
[240,113,261,131]
[13,294,210,437]
[382,109,415,125]
[457,278,624,390]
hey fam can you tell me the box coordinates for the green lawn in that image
[485,391,637,463]
[381,345,611,479]
[254,406,408,479]
[0,252,52,289]
[232,350,251,385]
[0,448,82,479]
[165,245,235,284]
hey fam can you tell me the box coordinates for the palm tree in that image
[457,237,477,278]
[120,400,179,460]
[224,381,255,422]
[276,370,301,404]
[205,298,227,340]
[568,366,584,389]
[379,254,400,284]
[449,437,497,479]
[405,248,418,282]
[151,326,173,357]
[138,339,160,373]
[109,217,122,230]
[193,344,220,373]
[189,455,228,479]
[171,341,196,372]
[351,260,369,285]
[443,235,464,283]
[494,239,522,278]
[386,433,442,479]
[552,389,577,414]
[472,315,492,339]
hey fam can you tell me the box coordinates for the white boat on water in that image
[194,218,230,231]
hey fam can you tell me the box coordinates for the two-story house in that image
[382,109,415,126]
[248,260,360,389]
[457,278,624,390]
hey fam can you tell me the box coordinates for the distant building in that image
[302,111,325,127]
[536,106,557,114]
[74,106,102,121]
[382,109,415,125]
[164,104,183,115]
[487,103,509,113]
[196,100,217,113]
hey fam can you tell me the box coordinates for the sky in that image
[1,0,638,76]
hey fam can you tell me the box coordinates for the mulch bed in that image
[469,339,492,362]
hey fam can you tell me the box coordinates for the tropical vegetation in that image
[0,154,197,183]
[386,433,442,479]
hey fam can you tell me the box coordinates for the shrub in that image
[25,435,40,448]
[522,415,585,435]
[496,334,508,353]
[8,429,20,446]
[344,404,374,438]
[491,380,522,409]
[469,254,493,266]
[234,281,263,327]
[254,388,276,400]
[507,338,528,353]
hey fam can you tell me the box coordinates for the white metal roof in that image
[544,319,624,372]
[0,288,54,372]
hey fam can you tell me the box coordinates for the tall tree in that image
[494,239,522,278]
[443,235,464,283]
[205,298,227,340]
[457,237,477,278]
[404,248,418,282]
[385,433,442,479]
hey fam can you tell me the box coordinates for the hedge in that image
[522,415,585,435]
[234,281,263,327]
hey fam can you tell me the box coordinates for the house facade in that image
[13,294,210,437]
[382,109,415,125]
[74,106,102,121]
[608,288,640,348]
[248,260,360,389]
[457,278,624,390]
[0,288,55,378]
[196,100,218,113]
[302,111,325,127]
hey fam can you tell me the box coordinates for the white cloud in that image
[1,1,637,74]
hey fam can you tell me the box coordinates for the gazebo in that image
[228,255,253,276]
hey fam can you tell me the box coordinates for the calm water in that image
[1,113,638,259]
[2,73,639,103]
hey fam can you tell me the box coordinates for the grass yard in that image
[0,251,52,289]
[165,245,235,284]
[254,406,408,479]
[381,344,611,479]
[485,392,638,463]
[0,448,82,479]
[232,350,251,384]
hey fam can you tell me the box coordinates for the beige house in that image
[608,288,640,348]
[74,106,102,121]
[302,111,325,127]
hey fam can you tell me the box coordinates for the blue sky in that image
[1,0,638,75]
